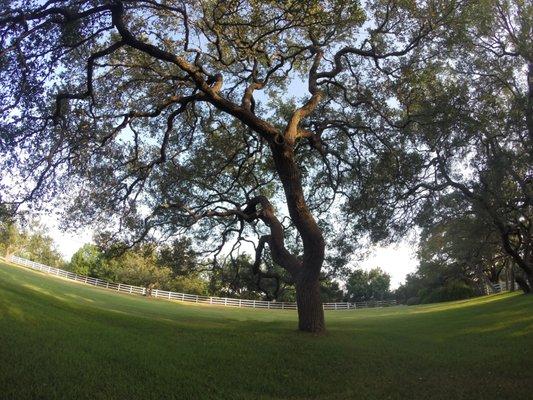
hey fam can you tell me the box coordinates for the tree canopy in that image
[345,267,391,302]
[0,220,64,267]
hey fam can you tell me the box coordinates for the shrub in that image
[406,296,421,306]
[167,275,209,296]
[420,281,475,304]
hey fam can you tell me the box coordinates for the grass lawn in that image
[0,260,532,400]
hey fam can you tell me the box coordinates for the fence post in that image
[129,286,133,294]
[168,291,171,300]
[154,289,159,297]
[195,295,198,303]
[253,300,256,308]
[224,298,227,306]
[106,282,109,289]
[239,299,242,307]
[118,283,121,291]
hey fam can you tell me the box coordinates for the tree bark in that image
[515,275,531,294]
[526,61,532,145]
[296,274,325,333]
[269,142,326,333]
[526,272,533,295]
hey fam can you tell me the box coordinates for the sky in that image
[359,243,418,289]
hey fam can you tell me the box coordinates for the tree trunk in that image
[515,274,531,294]
[487,268,500,284]
[296,274,325,333]
[527,61,533,145]
[270,143,326,333]
[526,272,533,295]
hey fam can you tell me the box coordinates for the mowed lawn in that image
[0,261,532,400]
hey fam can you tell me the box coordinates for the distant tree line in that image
[1,219,394,303]
[1,217,522,306]
[0,220,64,268]
[66,241,389,303]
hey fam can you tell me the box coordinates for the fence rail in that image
[490,282,510,294]
[7,255,397,310]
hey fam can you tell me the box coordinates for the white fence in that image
[8,255,397,310]
[490,282,510,294]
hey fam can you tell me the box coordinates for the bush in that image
[167,275,209,295]
[406,296,421,306]
[420,281,475,304]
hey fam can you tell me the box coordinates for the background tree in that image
[345,267,391,302]
[68,243,104,275]
[396,192,523,305]
[24,230,65,267]
[209,254,294,301]
[395,265,476,305]
[319,279,345,303]
[0,0,464,332]
[417,194,513,285]
[109,245,174,289]
[157,237,198,276]
[0,220,64,267]
[400,0,532,293]
[0,220,26,259]
[68,240,209,293]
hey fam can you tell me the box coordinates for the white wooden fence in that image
[490,282,510,293]
[7,255,397,310]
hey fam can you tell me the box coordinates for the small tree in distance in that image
[0,220,64,267]
[345,267,391,302]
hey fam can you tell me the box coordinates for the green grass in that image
[1,261,532,400]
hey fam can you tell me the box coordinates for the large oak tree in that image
[1,0,461,332]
